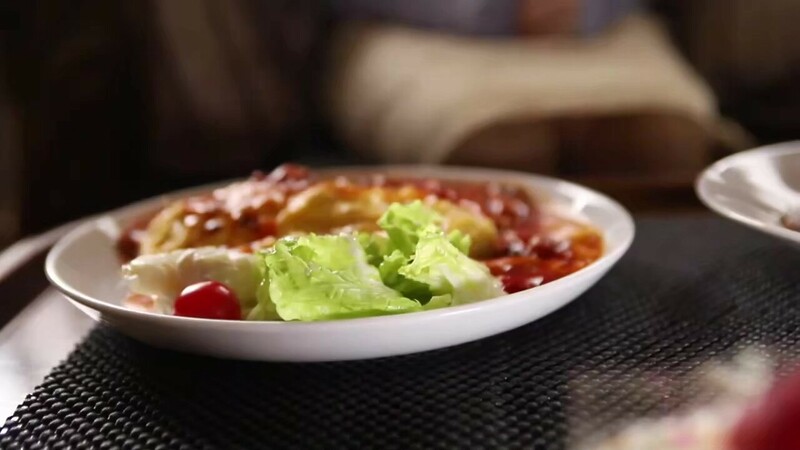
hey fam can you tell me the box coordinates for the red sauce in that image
[484,233,604,293]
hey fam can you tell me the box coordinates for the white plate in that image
[696,141,800,247]
[46,166,634,362]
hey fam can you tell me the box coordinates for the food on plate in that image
[174,281,243,320]
[119,164,603,321]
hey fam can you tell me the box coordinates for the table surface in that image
[0,289,93,422]
[3,213,799,449]
[0,221,93,423]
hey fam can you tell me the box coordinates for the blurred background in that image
[0,0,798,248]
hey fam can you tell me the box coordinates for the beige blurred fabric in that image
[325,14,718,164]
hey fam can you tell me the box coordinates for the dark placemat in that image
[3,216,800,449]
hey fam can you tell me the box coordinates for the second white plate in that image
[697,141,800,247]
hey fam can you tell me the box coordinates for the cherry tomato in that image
[174,281,242,320]
[730,370,800,450]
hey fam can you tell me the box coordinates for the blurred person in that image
[324,0,730,183]
[3,0,719,236]
[330,0,640,37]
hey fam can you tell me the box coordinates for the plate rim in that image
[696,140,800,245]
[45,165,635,330]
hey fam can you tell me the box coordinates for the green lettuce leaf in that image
[373,202,492,305]
[356,232,390,267]
[378,200,443,256]
[423,294,452,310]
[377,201,472,256]
[379,250,433,302]
[261,235,421,321]
[247,279,280,321]
[398,225,506,305]
[446,229,472,256]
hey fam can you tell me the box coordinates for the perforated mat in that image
[3,217,800,449]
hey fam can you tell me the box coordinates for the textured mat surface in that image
[3,217,800,449]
